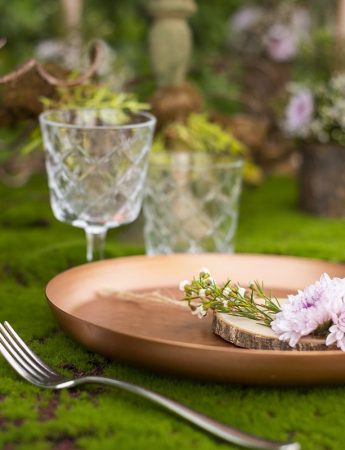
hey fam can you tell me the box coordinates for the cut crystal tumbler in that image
[143,152,243,255]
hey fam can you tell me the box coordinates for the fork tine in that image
[3,322,58,376]
[0,324,50,378]
[0,334,44,383]
[0,341,40,385]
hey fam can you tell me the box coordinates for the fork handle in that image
[66,376,300,450]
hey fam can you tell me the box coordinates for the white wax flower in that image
[238,287,246,297]
[192,305,207,319]
[205,277,215,286]
[199,289,206,298]
[179,280,190,292]
[223,287,231,297]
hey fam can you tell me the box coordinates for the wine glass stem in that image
[85,227,107,262]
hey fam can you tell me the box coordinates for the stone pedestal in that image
[60,0,83,68]
[147,0,196,87]
[147,0,202,127]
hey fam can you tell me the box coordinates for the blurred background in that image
[0,0,344,216]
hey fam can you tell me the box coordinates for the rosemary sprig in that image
[180,269,281,326]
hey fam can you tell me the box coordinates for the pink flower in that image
[271,274,345,348]
[265,24,297,62]
[284,89,314,134]
[326,307,345,351]
[271,304,330,347]
[230,6,263,34]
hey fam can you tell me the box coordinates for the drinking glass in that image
[143,152,243,255]
[40,108,156,261]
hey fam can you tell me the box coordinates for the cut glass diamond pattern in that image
[44,124,152,228]
[144,159,242,254]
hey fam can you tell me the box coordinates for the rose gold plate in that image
[46,253,345,385]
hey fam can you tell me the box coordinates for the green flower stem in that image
[181,272,281,327]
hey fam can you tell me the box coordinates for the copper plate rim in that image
[45,252,345,358]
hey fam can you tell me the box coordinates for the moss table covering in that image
[1,175,345,450]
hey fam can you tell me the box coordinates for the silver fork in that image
[0,321,300,450]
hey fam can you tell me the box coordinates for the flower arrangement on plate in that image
[180,268,345,352]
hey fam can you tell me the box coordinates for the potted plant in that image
[282,75,345,217]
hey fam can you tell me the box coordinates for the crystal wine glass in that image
[39,108,156,261]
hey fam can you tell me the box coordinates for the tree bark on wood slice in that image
[213,312,336,351]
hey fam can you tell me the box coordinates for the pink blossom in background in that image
[265,24,297,62]
[230,6,263,34]
[284,89,314,135]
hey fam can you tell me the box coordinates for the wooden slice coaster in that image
[213,312,334,351]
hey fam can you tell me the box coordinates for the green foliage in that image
[0,0,150,79]
[153,114,246,155]
[190,0,243,55]
[21,84,148,155]
[0,127,24,161]
[40,84,149,111]
[0,0,59,71]
[295,28,337,83]
[181,272,280,326]
[153,114,262,184]
[191,64,243,114]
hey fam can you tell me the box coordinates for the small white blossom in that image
[238,287,246,297]
[179,280,190,292]
[223,287,231,297]
[199,289,206,298]
[205,277,215,286]
[192,305,207,319]
[330,74,345,91]
[222,299,229,307]
[200,267,210,275]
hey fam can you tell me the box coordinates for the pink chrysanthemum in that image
[326,307,345,351]
[271,274,345,347]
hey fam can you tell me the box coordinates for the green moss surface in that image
[1,175,345,450]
